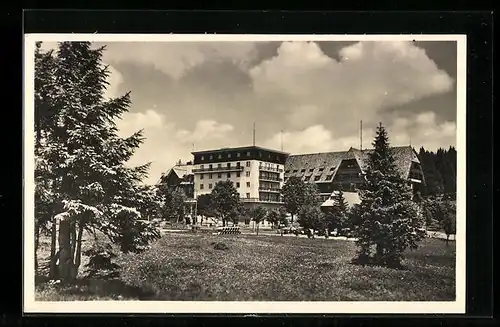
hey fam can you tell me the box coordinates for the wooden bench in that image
[214,226,241,235]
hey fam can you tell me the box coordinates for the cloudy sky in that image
[40,40,458,184]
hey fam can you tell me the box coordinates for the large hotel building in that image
[162,144,425,214]
[191,146,289,209]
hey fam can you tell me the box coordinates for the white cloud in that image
[176,120,234,143]
[101,42,260,79]
[250,41,455,134]
[264,112,456,155]
[386,111,456,151]
[103,65,124,99]
[263,125,335,154]
[115,110,235,184]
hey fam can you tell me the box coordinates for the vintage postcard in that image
[23,33,466,314]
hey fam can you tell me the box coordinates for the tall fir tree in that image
[330,189,350,236]
[34,42,160,283]
[419,147,444,196]
[353,123,425,267]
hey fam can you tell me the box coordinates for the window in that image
[285,170,290,173]
[227,163,231,168]
[237,162,241,167]
[246,171,250,177]
[314,175,321,181]
[218,173,222,178]
[247,182,251,187]
[209,164,213,169]
[293,169,298,173]
[237,152,241,157]
[200,184,204,190]
[209,173,213,179]
[319,167,324,172]
[209,183,213,189]
[218,163,222,168]
[301,169,306,173]
[209,155,213,160]
[236,182,240,188]
[246,161,251,167]
[330,166,336,171]
[218,154,222,159]
[200,165,204,169]
[246,193,250,198]
[228,153,231,158]
[309,168,314,172]
[200,174,204,180]
[201,156,205,161]
[236,172,241,177]
[326,174,333,180]
[227,172,231,178]
[247,152,251,156]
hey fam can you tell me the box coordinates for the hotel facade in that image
[162,144,425,221]
[191,146,289,210]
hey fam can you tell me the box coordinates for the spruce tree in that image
[353,123,426,268]
[331,189,349,236]
[34,42,160,283]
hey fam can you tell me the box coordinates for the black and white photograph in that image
[23,34,466,314]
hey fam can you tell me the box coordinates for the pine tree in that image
[330,189,350,236]
[419,147,444,196]
[34,42,160,283]
[353,123,426,268]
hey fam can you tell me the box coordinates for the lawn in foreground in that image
[36,233,455,301]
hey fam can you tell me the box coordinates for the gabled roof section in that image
[321,191,361,208]
[352,146,418,179]
[160,164,194,184]
[285,151,348,183]
[284,146,420,182]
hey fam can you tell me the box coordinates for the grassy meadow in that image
[35,232,455,301]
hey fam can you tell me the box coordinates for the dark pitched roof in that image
[160,164,193,183]
[284,151,348,183]
[192,145,289,156]
[285,146,419,182]
[354,146,420,178]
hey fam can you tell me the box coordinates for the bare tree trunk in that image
[58,217,73,283]
[71,223,84,280]
[256,223,259,235]
[446,234,449,246]
[34,222,40,273]
[49,217,58,279]
[70,221,76,261]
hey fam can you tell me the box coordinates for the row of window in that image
[286,166,335,174]
[200,152,283,161]
[283,174,334,183]
[200,171,251,179]
[200,181,252,190]
[200,161,251,169]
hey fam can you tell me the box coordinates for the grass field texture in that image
[35,233,455,301]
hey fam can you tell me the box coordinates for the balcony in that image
[192,166,244,173]
[259,165,283,173]
[259,187,281,193]
[259,176,283,182]
[242,197,283,204]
